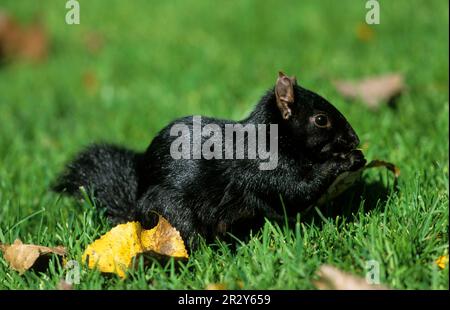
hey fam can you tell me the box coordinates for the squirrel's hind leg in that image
[136,185,203,250]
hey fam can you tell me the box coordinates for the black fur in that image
[53,79,365,248]
[52,144,143,224]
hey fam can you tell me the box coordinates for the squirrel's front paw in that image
[330,149,366,173]
[346,149,366,171]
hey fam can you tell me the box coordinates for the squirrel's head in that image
[274,71,360,160]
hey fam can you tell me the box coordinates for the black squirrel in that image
[53,72,366,248]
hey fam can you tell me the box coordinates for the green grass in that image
[0,0,448,289]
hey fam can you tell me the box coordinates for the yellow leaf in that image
[435,255,448,270]
[82,222,143,278]
[236,280,244,289]
[82,217,188,278]
[206,283,227,290]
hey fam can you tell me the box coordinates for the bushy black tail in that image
[52,144,143,224]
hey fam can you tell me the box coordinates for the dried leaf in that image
[0,11,20,59]
[82,70,100,95]
[0,11,48,63]
[17,23,48,61]
[236,280,244,289]
[435,255,448,270]
[82,217,188,278]
[0,239,66,274]
[206,283,227,290]
[83,31,105,55]
[334,74,404,109]
[56,280,73,290]
[366,159,401,178]
[317,170,363,205]
[317,159,399,205]
[313,265,389,290]
[140,216,189,258]
[356,23,375,42]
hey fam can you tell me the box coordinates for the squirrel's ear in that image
[275,71,296,120]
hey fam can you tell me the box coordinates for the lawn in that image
[0,0,448,289]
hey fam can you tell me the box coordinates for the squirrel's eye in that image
[313,114,330,128]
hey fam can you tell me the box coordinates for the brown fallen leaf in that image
[56,279,73,290]
[0,11,48,63]
[317,159,400,205]
[82,216,189,278]
[82,70,100,95]
[140,216,189,258]
[313,265,389,290]
[18,22,48,61]
[0,239,66,274]
[83,31,105,55]
[333,74,404,109]
[0,11,20,60]
[366,159,401,178]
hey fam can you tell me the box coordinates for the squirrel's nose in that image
[335,132,360,152]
